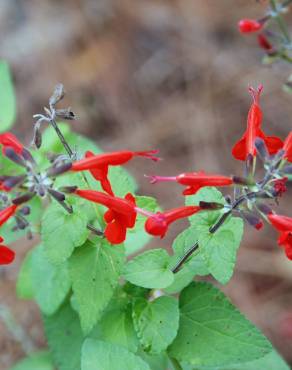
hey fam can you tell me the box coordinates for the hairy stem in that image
[270,0,291,43]
[50,118,73,157]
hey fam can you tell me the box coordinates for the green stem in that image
[270,0,291,43]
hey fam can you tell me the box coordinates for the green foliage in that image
[166,228,209,294]
[9,351,53,370]
[69,240,125,334]
[133,296,179,354]
[186,187,244,284]
[124,249,174,289]
[169,282,272,367]
[41,202,89,264]
[81,339,151,370]
[16,249,34,299]
[0,61,16,132]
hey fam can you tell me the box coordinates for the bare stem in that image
[270,0,291,43]
[50,118,73,157]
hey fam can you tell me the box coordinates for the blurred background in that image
[0,0,292,368]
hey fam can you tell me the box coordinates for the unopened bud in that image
[22,148,36,164]
[32,126,42,149]
[59,186,78,194]
[199,201,224,210]
[12,192,35,205]
[283,165,292,174]
[55,108,75,120]
[4,147,25,167]
[241,211,263,230]
[20,206,31,215]
[48,188,66,202]
[256,202,272,215]
[3,175,26,190]
[47,162,72,177]
[232,175,255,186]
[255,137,269,162]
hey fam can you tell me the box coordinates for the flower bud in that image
[59,186,78,194]
[241,211,263,230]
[55,108,76,120]
[238,19,263,33]
[256,202,273,215]
[199,201,224,210]
[47,162,72,177]
[255,137,269,162]
[4,147,25,167]
[47,188,66,202]
[49,83,65,107]
[12,193,35,205]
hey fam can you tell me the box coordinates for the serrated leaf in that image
[125,196,159,256]
[124,249,174,289]
[169,282,272,367]
[0,61,16,132]
[9,351,53,370]
[165,228,209,294]
[81,339,150,370]
[99,304,138,352]
[44,302,86,370]
[42,202,89,264]
[133,296,179,354]
[197,217,243,284]
[30,244,71,315]
[69,240,125,334]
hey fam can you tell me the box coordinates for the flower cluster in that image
[0,84,291,267]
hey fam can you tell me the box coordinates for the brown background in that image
[0,0,292,368]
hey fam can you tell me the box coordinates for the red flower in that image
[283,131,292,162]
[0,204,18,227]
[144,206,201,238]
[232,86,283,161]
[74,189,137,244]
[238,19,263,33]
[268,213,292,260]
[257,33,273,52]
[72,150,160,195]
[272,177,288,197]
[0,237,15,265]
[0,133,24,155]
[146,171,233,195]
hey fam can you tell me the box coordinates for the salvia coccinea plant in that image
[238,0,292,93]
[0,61,291,370]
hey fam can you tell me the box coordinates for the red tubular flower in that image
[0,237,15,265]
[257,33,273,52]
[238,19,263,33]
[232,86,283,161]
[146,171,233,195]
[72,150,160,195]
[283,131,292,162]
[74,189,137,244]
[144,206,201,238]
[272,177,288,197]
[0,133,24,155]
[0,204,18,227]
[268,213,292,260]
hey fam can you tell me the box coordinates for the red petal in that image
[0,245,15,265]
[0,133,23,154]
[145,217,167,238]
[105,220,126,244]
[182,185,201,195]
[232,135,247,161]
[263,135,283,155]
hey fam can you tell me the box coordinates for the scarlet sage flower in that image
[0,133,24,155]
[257,33,273,52]
[72,150,160,195]
[283,131,292,162]
[74,189,137,244]
[144,206,201,238]
[232,85,283,161]
[0,204,18,227]
[146,172,233,195]
[238,19,263,33]
[0,237,15,265]
[268,213,292,260]
[272,177,288,197]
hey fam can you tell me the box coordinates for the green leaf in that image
[99,304,138,352]
[69,240,125,334]
[165,228,209,294]
[81,339,150,370]
[133,296,179,354]
[124,249,174,289]
[0,61,16,132]
[139,351,170,370]
[42,202,89,264]
[44,302,86,370]
[30,244,71,315]
[169,282,272,367]
[197,217,243,284]
[16,250,34,299]
[125,196,159,256]
[9,351,53,370]
[186,187,244,284]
